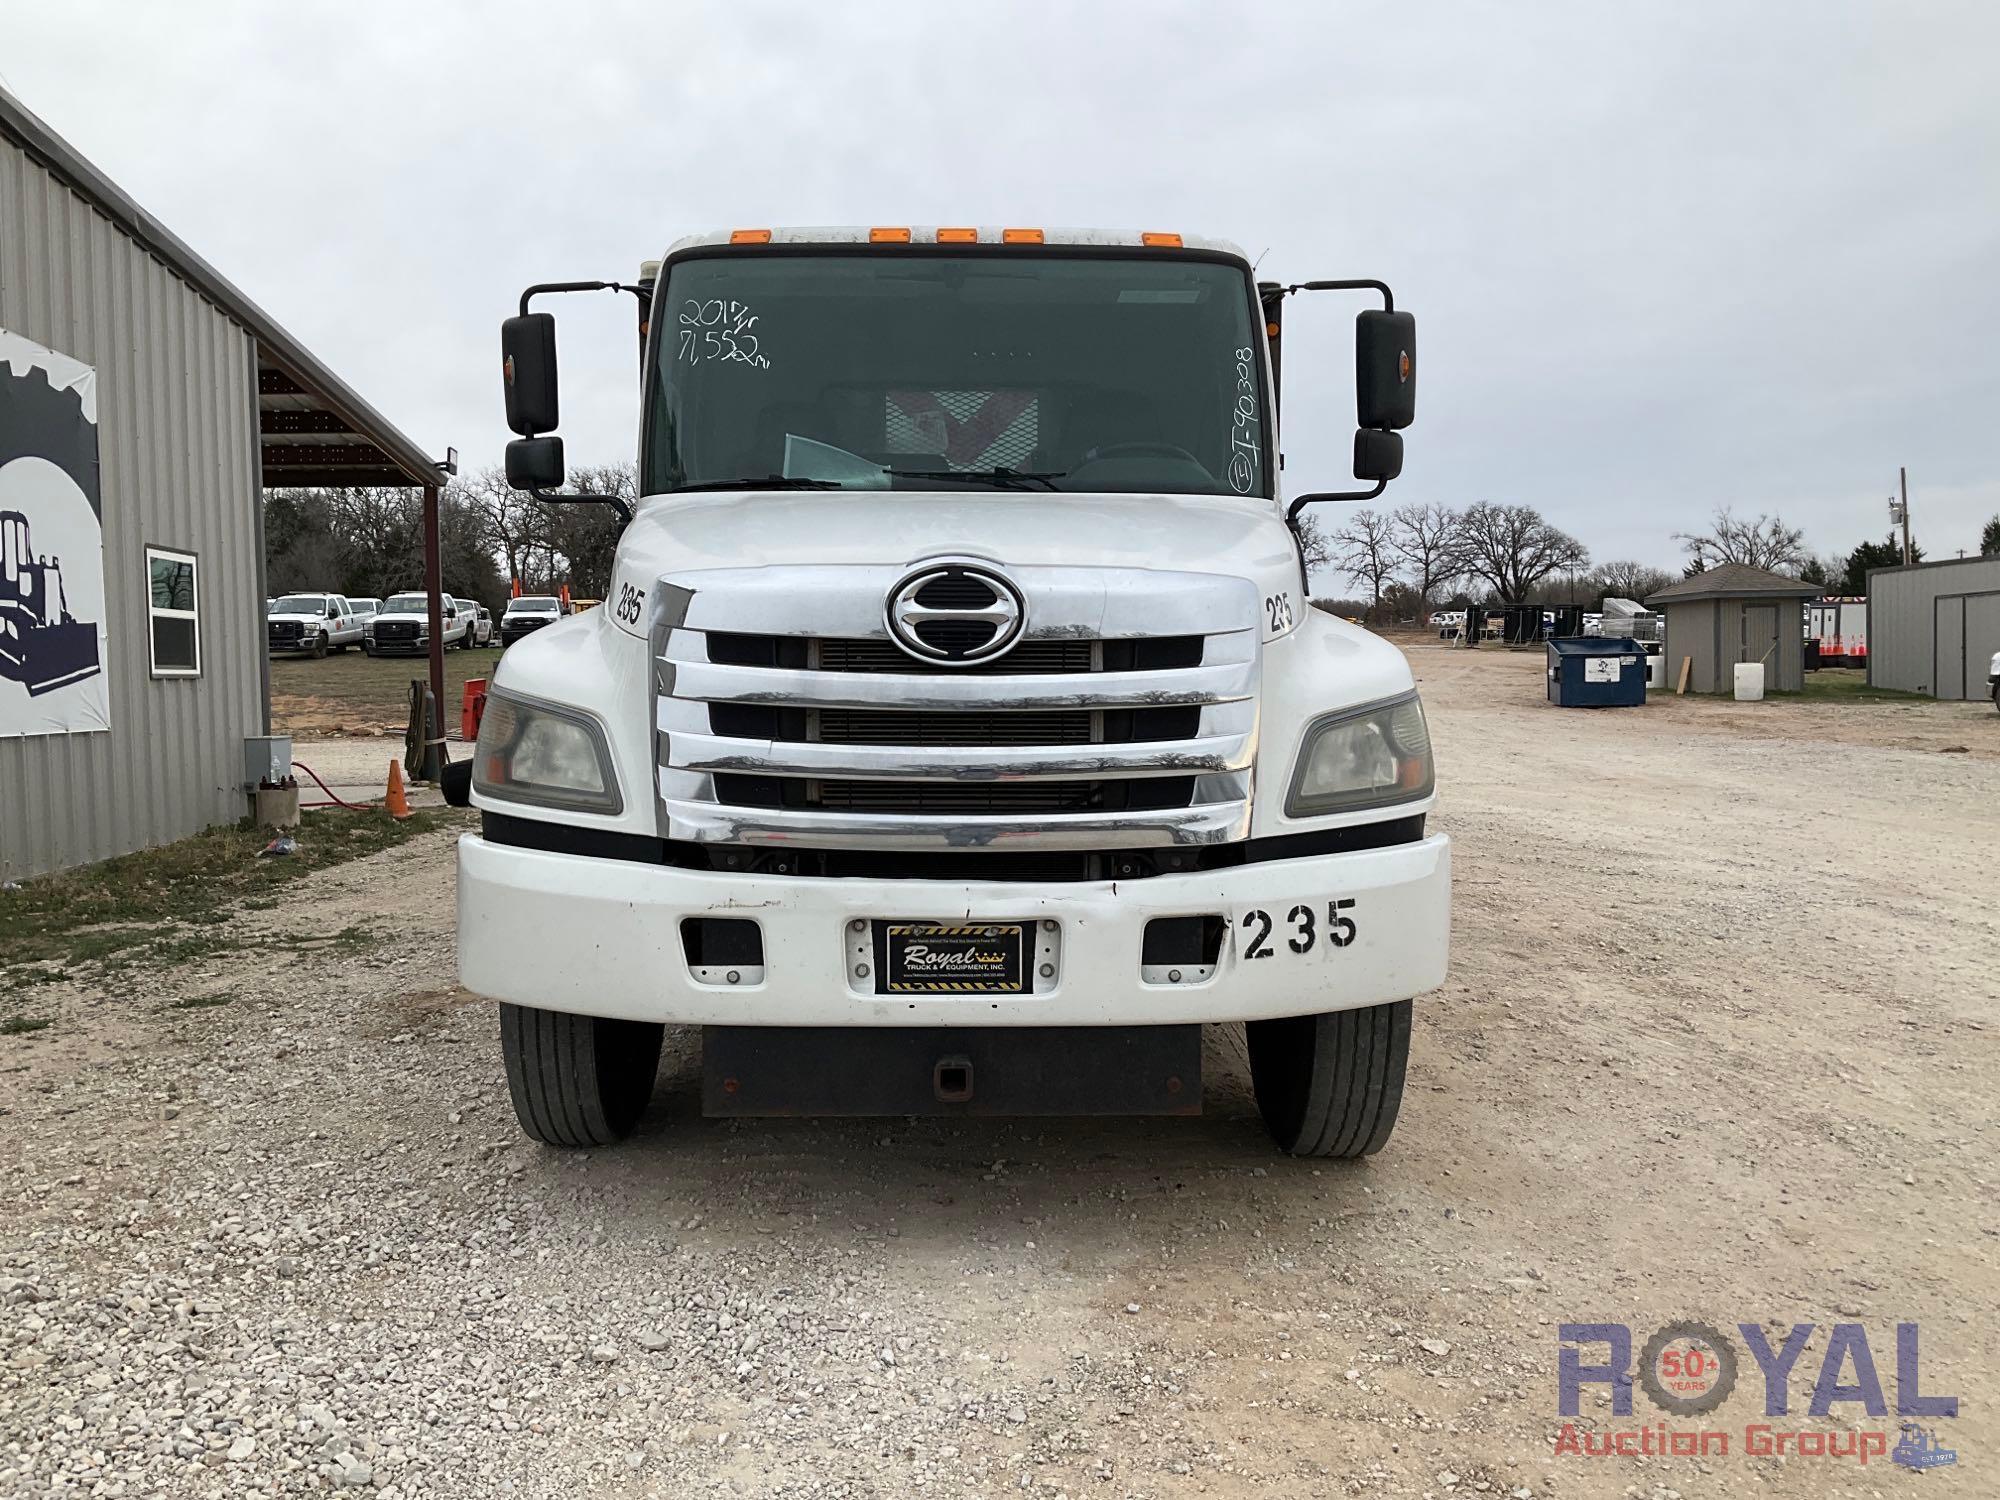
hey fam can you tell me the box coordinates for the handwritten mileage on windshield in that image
[678,299,771,369]
[1228,345,1259,493]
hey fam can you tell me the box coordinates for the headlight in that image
[1285,692,1434,817]
[473,691,622,814]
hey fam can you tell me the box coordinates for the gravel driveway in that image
[3,644,1993,1498]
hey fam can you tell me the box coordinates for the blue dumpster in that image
[1546,636,1647,707]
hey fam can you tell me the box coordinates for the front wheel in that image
[1992,681,1999,714]
[1246,1000,1412,1157]
[311,632,328,659]
[500,1003,663,1147]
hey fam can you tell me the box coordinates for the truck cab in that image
[460,227,1447,1157]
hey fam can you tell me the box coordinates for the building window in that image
[146,546,201,677]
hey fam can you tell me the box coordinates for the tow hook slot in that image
[933,1055,974,1103]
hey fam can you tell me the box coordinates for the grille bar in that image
[673,729,1250,781]
[664,650,1255,710]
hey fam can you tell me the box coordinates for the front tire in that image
[311,632,328,659]
[1246,1000,1412,1157]
[500,1003,663,1147]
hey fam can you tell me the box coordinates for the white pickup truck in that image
[367,590,472,656]
[456,227,1448,1158]
[1989,649,1999,711]
[267,592,364,657]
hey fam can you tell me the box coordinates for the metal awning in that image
[255,355,439,489]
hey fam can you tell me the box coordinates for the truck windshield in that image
[644,252,1269,499]
[509,597,559,611]
[383,594,429,613]
[272,596,326,613]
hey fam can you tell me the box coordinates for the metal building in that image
[2,87,444,878]
[1866,555,2000,702]
[1645,564,1819,694]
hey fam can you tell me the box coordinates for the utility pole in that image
[1898,466,1912,565]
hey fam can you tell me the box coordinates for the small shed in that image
[1645,564,1819,694]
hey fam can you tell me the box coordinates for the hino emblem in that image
[884,560,1026,665]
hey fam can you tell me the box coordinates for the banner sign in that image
[0,329,109,737]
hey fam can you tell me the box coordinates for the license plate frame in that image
[877,921,1030,995]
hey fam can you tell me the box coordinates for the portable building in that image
[1645,564,1818,694]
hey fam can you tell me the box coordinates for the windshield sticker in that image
[677,299,770,370]
[1228,346,1259,493]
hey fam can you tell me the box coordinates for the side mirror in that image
[506,435,565,492]
[326,604,339,619]
[1353,428,1404,482]
[502,313,559,436]
[1356,309,1416,430]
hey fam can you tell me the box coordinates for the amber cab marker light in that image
[729,228,772,244]
[1002,228,1045,244]
[936,227,979,243]
[1142,231,1183,248]
[870,227,912,243]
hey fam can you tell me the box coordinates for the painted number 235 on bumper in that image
[1238,899,1358,959]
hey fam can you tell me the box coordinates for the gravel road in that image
[3,644,1993,1498]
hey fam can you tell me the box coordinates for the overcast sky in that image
[5,1,1997,568]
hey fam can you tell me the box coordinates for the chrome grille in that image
[652,564,1261,850]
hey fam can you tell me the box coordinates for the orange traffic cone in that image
[385,759,413,820]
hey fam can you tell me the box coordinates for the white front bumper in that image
[457,832,1450,1027]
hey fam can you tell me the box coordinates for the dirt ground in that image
[2,644,1992,1498]
[269,647,505,739]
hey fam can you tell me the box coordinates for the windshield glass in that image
[272,595,327,613]
[508,596,559,611]
[383,594,430,613]
[644,252,1268,498]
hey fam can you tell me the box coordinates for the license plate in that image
[881,922,1027,994]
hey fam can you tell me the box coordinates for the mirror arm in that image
[519,281,649,317]
[529,486,632,525]
[1280,278,1394,312]
[1286,480,1387,526]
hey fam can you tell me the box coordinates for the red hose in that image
[291,759,378,812]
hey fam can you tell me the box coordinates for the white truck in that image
[499,593,565,647]
[456,227,1449,1157]
[267,592,364,657]
[367,589,472,655]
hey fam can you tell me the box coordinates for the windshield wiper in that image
[884,466,1068,492]
[671,476,846,492]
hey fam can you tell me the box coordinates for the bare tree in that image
[1454,502,1589,602]
[1591,559,1676,605]
[1388,502,1464,609]
[1674,508,1806,573]
[1329,508,1399,618]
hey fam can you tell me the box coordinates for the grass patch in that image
[0,808,468,977]
[1,1015,53,1036]
[270,646,504,736]
[1797,670,1930,703]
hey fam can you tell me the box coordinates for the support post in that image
[423,483,447,772]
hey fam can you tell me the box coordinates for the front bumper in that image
[457,830,1451,1027]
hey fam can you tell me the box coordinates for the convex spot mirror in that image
[502,313,559,437]
[1356,309,1416,431]
[506,435,565,492]
[1353,428,1404,482]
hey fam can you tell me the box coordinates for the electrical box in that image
[244,734,294,787]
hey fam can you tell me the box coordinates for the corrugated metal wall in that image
[0,132,263,877]
[1869,557,2000,699]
